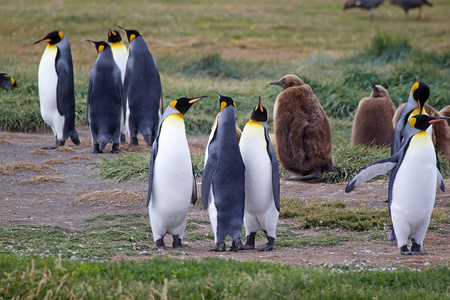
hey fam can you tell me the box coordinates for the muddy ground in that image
[0,129,448,270]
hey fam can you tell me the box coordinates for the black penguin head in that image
[216,91,236,111]
[409,114,450,131]
[411,82,430,114]
[270,74,304,90]
[251,97,268,122]
[0,73,16,89]
[117,26,142,43]
[108,28,123,43]
[33,30,64,45]
[86,40,110,54]
[170,95,207,114]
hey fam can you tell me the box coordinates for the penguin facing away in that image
[351,84,395,147]
[202,91,246,252]
[0,73,17,90]
[34,30,81,149]
[86,40,123,154]
[118,26,163,146]
[389,0,433,19]
[147,95,207,250]
[270,74,335,180]
[346,114,449,254]
[239,97,280,251]
[107,28,128,144]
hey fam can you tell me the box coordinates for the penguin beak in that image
[117,25,127,34]
[85,39,96,47]
[270,81,283,88]
[33,37,51,45]
[429,117,450,124]
[215,91,222,98]
[188,95,208,104]
[256,97,263,112]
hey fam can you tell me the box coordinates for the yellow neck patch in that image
[58,31,64,40]
[10,77,15,86]
[412,82,419,95]
[130,34,136,42]
[98,45,105,53]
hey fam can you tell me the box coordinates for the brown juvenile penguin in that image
[439,106,450,128]
[351,84,395,147]
[270,74,335,180]
[393,103,450,161]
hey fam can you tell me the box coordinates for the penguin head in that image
[411,82,430,114]
[409,114,449,131]
[0,73,16,88]
[370,83,389,98]
[108,28,122,43]
[117,26,142,43]
[169,95,207,114]
[86,40,110,54]
[216,91,236,111]
[250,97,268,122]
[33,31,64,45]
[270,74,304,90]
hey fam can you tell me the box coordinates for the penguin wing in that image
[265,127,280,212]
[201,152,219,210]
[345,153,401,193]
[145,139,158,207]
[86,77,93,126]
[436,153,445,192]
[55,56,71,116]
[191,164,197,205]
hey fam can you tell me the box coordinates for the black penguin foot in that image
[70,133,81,145]
[120,134,127,144]
[411,240,427,255]
[93,144,103,154]
[209,242,226,252]
[110,143,120,153]
[243,232,256,250]
[287,168,321,181]
[128,137,139,146]
[172,235,184,248]
[230,240,244,252]
[388,230,396,241]
[42,139,65,150]
[400,245,411,255]
[155,238,166,250]
[143,134,152,146]
[258,236,275,252]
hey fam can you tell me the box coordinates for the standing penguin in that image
[351,84,395,147]
[270,74,335,180]
[34,30,80,149]
[391,82,430,155]
[439,106,450,128]
[0,73,17,90]
[147,95,207,250]
[86,40,123,153]
[107,28,128,144]
[343,0,385,20]
[118,26,163,146]
[239,97,280,251]
[202,92,246,252]
[346,114,449,254]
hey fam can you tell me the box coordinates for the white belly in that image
[38,45,64,138]
[111,42,128,83]
[149,115,193,238]
[391,132,436,245]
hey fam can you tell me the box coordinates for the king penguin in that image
[34,30,80,149]
[118,26,163,146]
[146,95,207,250]
[107,28,128,144]
[202,91,246,252]
[346,114,449,254]
[239,97,280,251]
[0,73,17,90]
[351,84,395,147]
[270,74,335,180]
[86,40,123,153]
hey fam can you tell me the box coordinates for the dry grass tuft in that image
[0,139,11,145]
[73,189,145,209]
[30,149,50,155]
[0,163,56,174]
[21,176,65,184]
[120,145,150,153]
[44,158,68,165]
[69,155,90,160]
[55,146,75,152]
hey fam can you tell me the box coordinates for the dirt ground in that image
[0,129,448,270]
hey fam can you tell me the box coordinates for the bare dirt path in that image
[0,130,448,270]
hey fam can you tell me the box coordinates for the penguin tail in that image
[100,142,108,151]
[70,130,81,145]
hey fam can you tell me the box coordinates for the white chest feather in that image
[110,42,128,83]
[38,45,59,118]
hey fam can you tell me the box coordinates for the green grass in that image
[1,255,449,299]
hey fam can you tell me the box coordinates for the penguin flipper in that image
[56,60,71,117]
[146,139,158,207]
[201,153,219,210]
[345,155,399,193]
[191,164,197,205]
[437,169,445,192]
[265,127,281,212]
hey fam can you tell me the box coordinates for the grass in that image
[0,255,449,299]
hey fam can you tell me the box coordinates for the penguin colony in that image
[31,27,448,254]
[343,0,433,19]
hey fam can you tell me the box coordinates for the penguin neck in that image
[217,107,237,138]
